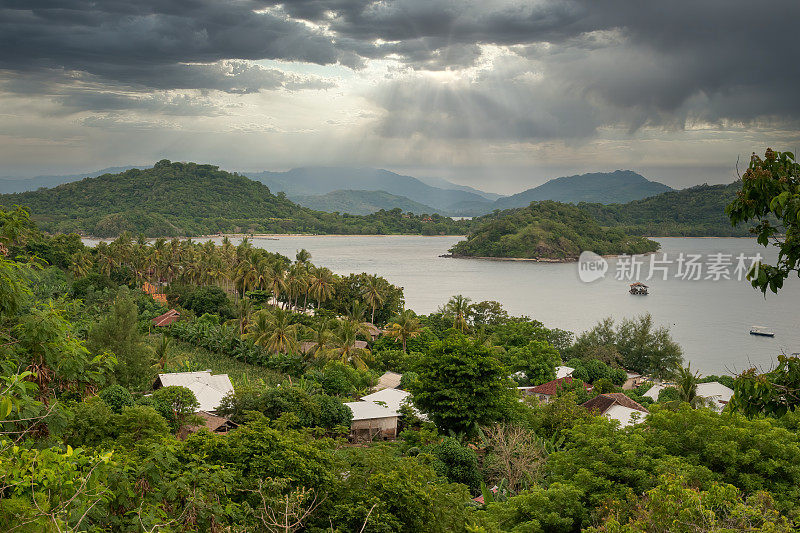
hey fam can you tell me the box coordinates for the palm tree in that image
[442,294,472,333]
[361,275,386,324]
[333,319,370,370]
[285,263,308,311]
[265,262,287,308]
[245,308,299,355]
[69,251,93,279]
[304,317,336,361]
[152,335,178,370]
[675,364,705,408]
[346,300,367,322]
[236,297,253,335]
[295,248,311,266]
[308,267,336,310]
[384,309,421,352]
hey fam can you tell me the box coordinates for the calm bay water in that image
[86,234,799,374]
[223,235,799,375]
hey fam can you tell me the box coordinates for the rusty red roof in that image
[529,376,592,396]
[582,392,648,414]
[152,309,180,327]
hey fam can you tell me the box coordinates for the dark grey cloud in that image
[1,0,799,137]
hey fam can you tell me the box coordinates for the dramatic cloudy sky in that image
[1,0,799,192]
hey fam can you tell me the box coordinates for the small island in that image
[447,201,660,261]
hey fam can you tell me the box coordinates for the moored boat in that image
[750,326,775,337]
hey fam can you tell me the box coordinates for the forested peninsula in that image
[448,201,660,260]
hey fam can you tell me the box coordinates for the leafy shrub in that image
[182,286,234,319]
[98,385,134,414]
[428,437,482,493]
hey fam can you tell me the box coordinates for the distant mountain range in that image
[2,165,675,217]
[292,189,439,215]
[244,167,496,213]
[0,161,469,237]
[479,170,673,215]
[0,166,140,194]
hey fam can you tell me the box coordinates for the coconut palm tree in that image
[675,363,705,408]
[442,294,472,333]
[152,335,179,370]
[333,319,370,370]
[69,251,93,279]
[265,262,287,308]
[384,309,421,352]
[361,275,386,324]
[308,267,336,310]
[304,317,337,361]
[246,308,299,355]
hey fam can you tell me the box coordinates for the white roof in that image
[643,381,733,410]
[376,371,402,391]
[643,383,665,400]
[157,371,234,412]
[344,401,398,421]
[697,382,734,411]
[361,388,412,412]
[603,404,647,427]
[556,366,575,379]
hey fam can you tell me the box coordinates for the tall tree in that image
[88,288,154,390]
[441,295,472,333]
[727,148,800,294]
[384,309,421,352]
[411,335,515,436]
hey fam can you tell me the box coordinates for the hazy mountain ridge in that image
[0,161,471,237]
[0,166,141,194]
[291,189,440,215]
[245,167,495,212]
[490,170,673,212]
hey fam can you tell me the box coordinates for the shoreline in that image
[444,251,657,263]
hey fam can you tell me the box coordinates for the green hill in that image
[579,182,749,236]
[0,160,470,237]
[291,189,440,215]
[449,201,659,260]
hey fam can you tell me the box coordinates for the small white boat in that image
[750,326,775,337]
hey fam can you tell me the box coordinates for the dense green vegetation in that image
[580,182,749,236]
[2,205,799,531]
[449,201,659,260]
[0,161,470,237]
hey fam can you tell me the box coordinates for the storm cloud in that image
[0,0,798,184]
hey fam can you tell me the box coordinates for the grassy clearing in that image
[145,334,286,388]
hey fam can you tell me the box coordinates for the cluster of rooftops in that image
[154,364,734,438]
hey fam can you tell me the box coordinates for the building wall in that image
[350,417,398,441]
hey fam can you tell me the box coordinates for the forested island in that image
[2,197,800,531]
[448,201,660,260]
[0,160,470,237]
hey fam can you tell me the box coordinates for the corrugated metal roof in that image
[157,371,234,412]
[604,404,647,427]
[361,388,411,411]
[556,366,574,379]
[344,401,398,421]
[376,371,402,390]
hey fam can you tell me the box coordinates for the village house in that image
[555,365,574,379]
[644,381,733,411]
[375,371,403,391]
[178,411,238,439]
[361,387,427,420]
[519,376,593,403]
[152,308,180,327]
[154,370,234,413]
[582,393,649,427]
[344,401,399,442]
[623,371,646,390]
[364,322,382,341]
